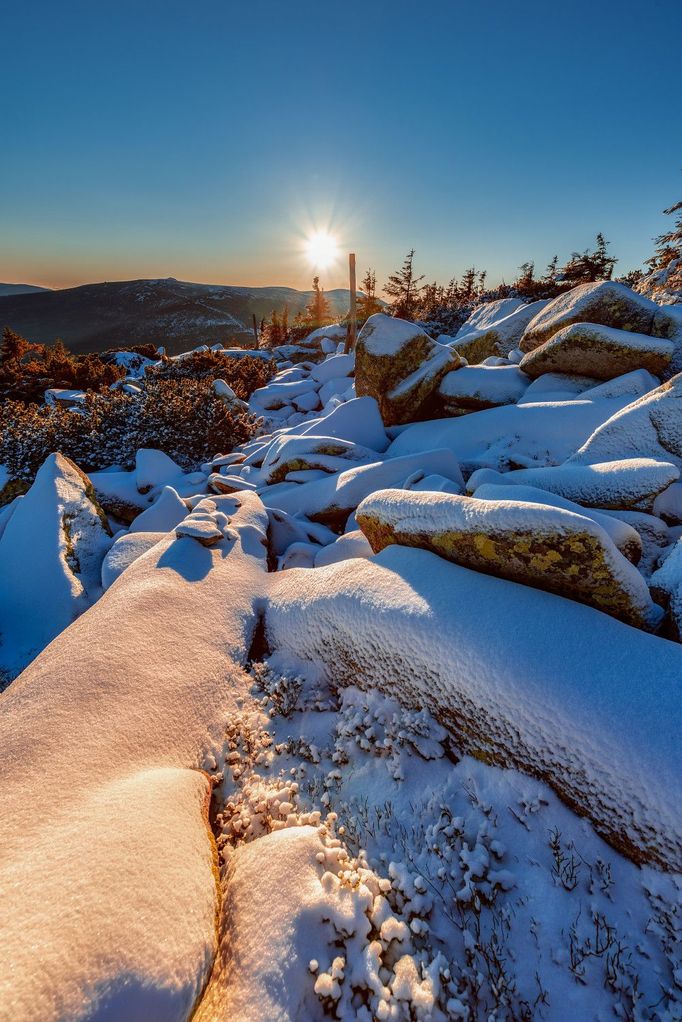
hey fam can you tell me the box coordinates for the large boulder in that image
[0,453,112,683]
[569,373,682,469]
[355,313,461,426]
[466,458,679,511]
[452,299,548,363]
[437,364,529,415]
[356,488,661,630]
[519,322,673,380]
[266,546,682,869]
[520,281,677,353]
[258,434,378,485]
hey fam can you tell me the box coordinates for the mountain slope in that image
[0,283,51,297]
[0,278,353,355]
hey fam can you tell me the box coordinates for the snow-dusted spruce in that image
[0,492,269,1021]
[266,546,682,871]
[355,313,462,425]
[519,322,674,380]
[355,488,660,629]
[519,280,678,353]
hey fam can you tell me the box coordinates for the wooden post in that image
[252,313,259,349]
[345,252,357,353]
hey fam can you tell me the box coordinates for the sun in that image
[304,231,339,269]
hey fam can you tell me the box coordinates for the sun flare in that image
[304,230,339,269]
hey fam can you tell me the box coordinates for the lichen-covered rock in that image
[437,364,530,415]
[356,488,662,630]
[467,458,679,511]
[519,322,673,380]
[452,299,548,363]
[471,481,642,564]
[520,281,675,353]
[569,373,682,469]
[355,313,461,425]
[259,434,378,485]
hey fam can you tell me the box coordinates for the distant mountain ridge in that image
[0,277,354,355]
[0,283,52,297]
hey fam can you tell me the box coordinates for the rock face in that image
[569,373,682,469]
[0,453,112,683]
[355,313,461,426]
[452,299,548,363]
[437,364,529,415]
[519,322,673,380]
[356,489,662,630]
[520,281,676,353]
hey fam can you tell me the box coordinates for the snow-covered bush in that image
[0,377,259,486]
[151,350,275,397]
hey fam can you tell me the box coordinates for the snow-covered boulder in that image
[266,545,682,869]
[516,372,599,404]
[127,484,188,533]
[454,297,527,336]
[437,364,530,415]
[135,448,185,493]
[0,491,269,1019]
[90,468,149,522]
[467,458,679,511]
[356,489,660,629]
[519,322,673,380]
[0,453,112,683]
[387,391,637,472]
[520,281,677,353]
[452,299,548,363]
[259,434,378,485]
[569,373,682,469]
[472,482,642,563]
[313,529,373,567]
[355,313,461,426]
[101,530,167,589]
[260,449,464,528]
[300,396,389,452]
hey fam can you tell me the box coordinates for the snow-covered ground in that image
[1,285,681,1020]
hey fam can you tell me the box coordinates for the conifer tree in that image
[356,268,383,321]
[305,276,331,329]
[646,200,682,277]
[559,233,616,284]
[384,249,424,319]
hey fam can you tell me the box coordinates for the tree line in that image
[260,195,681,345]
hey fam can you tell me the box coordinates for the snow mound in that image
[101,530,167,589]
[0,492,269,1019]
[569,372,682,468]
[266,546,682,870]
[356,488,660,629]
[0,453,112,683]
[467,458,679,511]
[128,484,188,533]
[452,299,548,363]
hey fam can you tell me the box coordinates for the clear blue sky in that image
[1,0,680,292]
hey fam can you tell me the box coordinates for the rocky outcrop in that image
[356,488,661,630]
[452,299,548,363]
[355,313,461,425]
[519,322,673,380]
[520,281,677,353]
